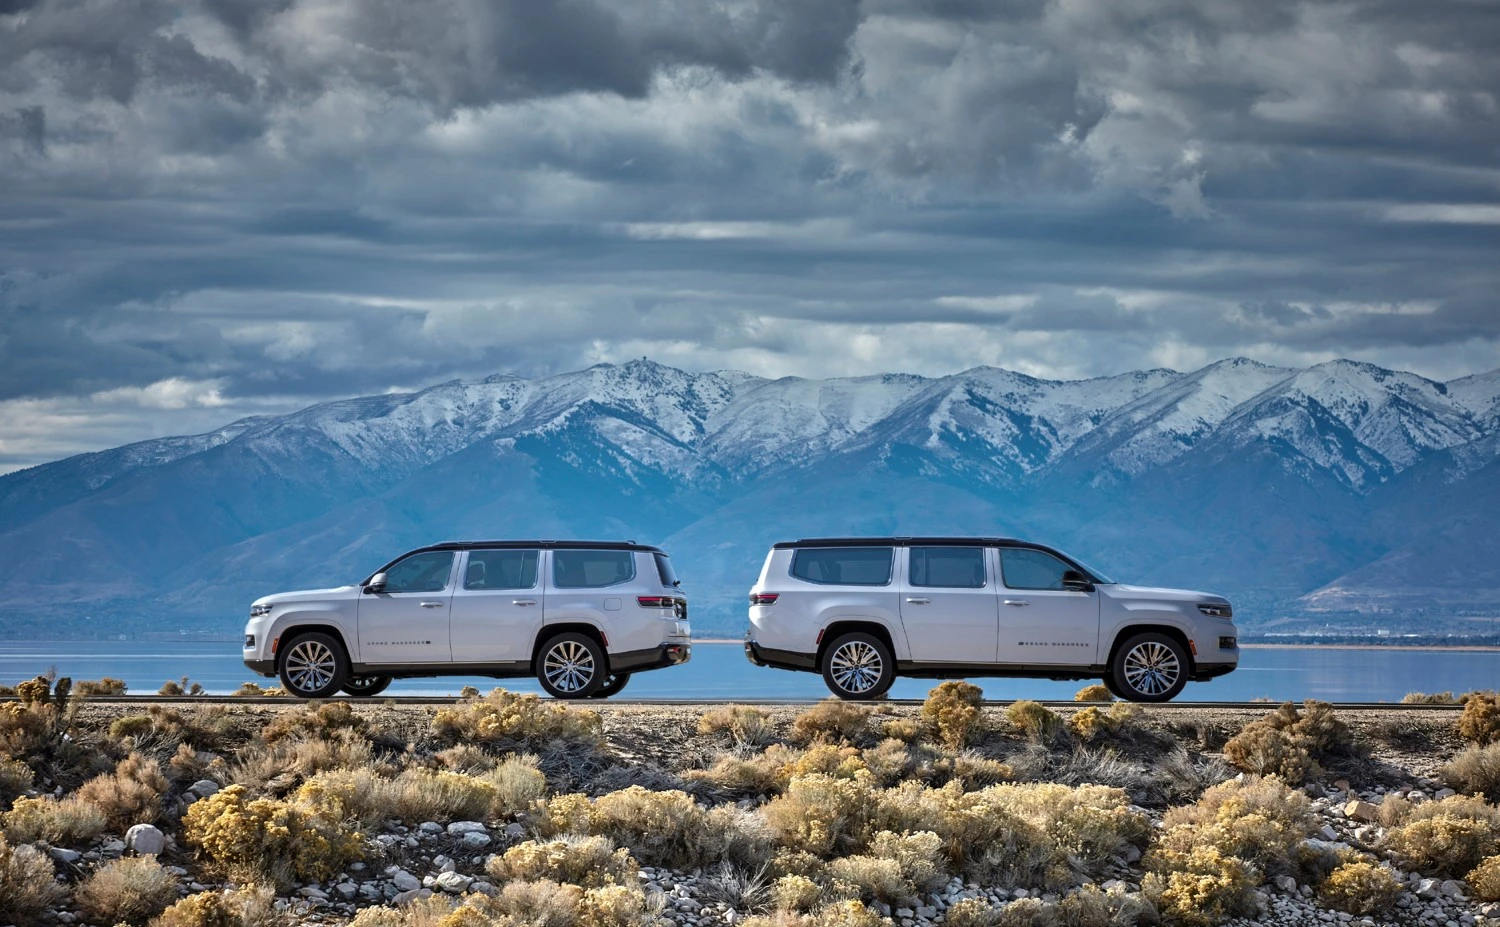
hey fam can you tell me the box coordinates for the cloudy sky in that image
[2,0,1498,471]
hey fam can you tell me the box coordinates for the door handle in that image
[1003,599,1030,607]
[905,597,931,605]
[512,599,537,606]
[419,601,445,608]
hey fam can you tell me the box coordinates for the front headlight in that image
[1197,603,1233,619]
[250,604,272,618]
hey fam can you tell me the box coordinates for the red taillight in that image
[749,593,779,606]
[637,596,676,608]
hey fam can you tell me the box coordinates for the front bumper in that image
[244,657,276,678]
[611,642,692,674]
[1192,661,1237,682]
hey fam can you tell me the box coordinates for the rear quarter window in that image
[790,547,893,586]
[553,550,637,589]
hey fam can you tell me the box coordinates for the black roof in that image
[426,540,665,553]
[772,537,1019,549]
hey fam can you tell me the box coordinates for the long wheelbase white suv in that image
[244,540,691,699]
[745,537,1238,702]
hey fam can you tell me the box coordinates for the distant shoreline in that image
[1241,642,1500,653]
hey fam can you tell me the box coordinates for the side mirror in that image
[1061,570,1094,592]
[363,572,388,594]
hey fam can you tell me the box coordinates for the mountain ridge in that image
[1,357,1497,639]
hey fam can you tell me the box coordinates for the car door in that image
[448,548,543,664]
[357,549,456,664]
[994,547,1100,665]
[899,545,999,663]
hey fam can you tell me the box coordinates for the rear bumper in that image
[611,642,692,674]
[745,640,817,672]
[244,658,276,678]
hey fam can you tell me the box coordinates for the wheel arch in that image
[274,623,353,672]
[1106,624,1196,673]
[532,622,610,670]
[817,620,898,668]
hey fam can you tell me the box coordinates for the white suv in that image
[243,541,691,699]
[745,537,1237,702]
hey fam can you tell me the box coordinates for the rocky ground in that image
[8,698,1500,927]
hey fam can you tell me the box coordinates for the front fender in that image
[264,607,358,662]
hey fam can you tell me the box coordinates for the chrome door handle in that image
[419,601,445,608]
[512,599,537,606]
[1003,599,1030,607]
[905,597,931,604]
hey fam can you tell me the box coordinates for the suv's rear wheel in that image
[537,633,606,699]
[821,632,895,701]
[1110,632,1189,702]
[342,675,392,698]
[278,632,348,699]
[590,673,631,699]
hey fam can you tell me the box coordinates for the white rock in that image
[189,780,221,798]
[125,824,166,856]
[1434,788,1456,800]
[436,871,474,893]
[447,821,488,836]
[391,869,422,892]
[47,847,81,863]
[461,832,491,848]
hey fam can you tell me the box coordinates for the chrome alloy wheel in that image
[1122,640,1181,696]
[543,640,597,694]
[829,640,883,694]
[284,639,337,693]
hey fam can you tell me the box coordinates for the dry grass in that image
[789,701,872,745]
[76,751,169,830]
[1441,742,1500,802]
[698,705,778,746]
[4,793,107,844]
[76,856,180,925]
[0,833,64,919]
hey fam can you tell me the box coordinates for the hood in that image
[253,585,359,607]
[1104,583,1228,605]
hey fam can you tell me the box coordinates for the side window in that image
[464,550,538,590]
[790,547,893,586]
[654,553,679,588]
[382,551,455,594]
[553,550,636,589]
[909,547,986,588]
[999,548,1074,591]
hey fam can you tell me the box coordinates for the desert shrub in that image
[739,900,887,927]
[297,757,543,825]
[158,678,206,697]
[827,830,947,904]
[1469,855,1500,903]
[1402,692,1459,705]
[1144,845,1258,926]
[167,744,225,787]
[0,833,63,918]
[183,784,361,888]
[486,836,637,888]
[541,785,769,871]
[75,677,128,697]
[76,752,169,830]
[1382,794,1500,877]
[262,701,369,743]
[1067,703,1141,742]
[1318,860,1402,915]
[149,885,278,927]
[1442,742,1500,802]
[1460,693,1500,746]
[922,682,985,749]
[790,701,872,745]
[684,749,787,796]
[1222,700,1354,784]
[231,728,375,794]
[76,856,179,925]
[699,706,777,745]
[781,744,872,782]
[0,696,99,785]
[880,719,923,743]
[859,740,915,786]
[231,683,286,697]
[0,757,32,809]
[433,689,603,749]
[943,898,1004,927]
[764,774,879,857]
[1006,701,1062,741]
[1155,776,1314,875]
[1074,684,1113,702]
[928,752,1014,788]
[771,874,822,912]
[109,705,240,754]
[4,793,106,844]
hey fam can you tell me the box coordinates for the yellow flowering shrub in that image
[183,784,361,888]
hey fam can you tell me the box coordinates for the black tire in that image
[820,632,895,701]
[536,632,607,699]
[1110,632,1190,703]
[278,632,349,699]
[589,673,631,699]
[1101,674,1128,700]
[342,675,392,698]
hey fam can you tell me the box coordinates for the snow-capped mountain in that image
[1,357,1496,638]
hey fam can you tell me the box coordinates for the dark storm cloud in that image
[1,0,1499,468]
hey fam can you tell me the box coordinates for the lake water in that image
[2,640,1497,701]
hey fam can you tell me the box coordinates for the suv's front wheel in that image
[537,633,607,699]
[1110,632,1189,702]
[821,632,895,701]
[278,632,349,699]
